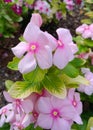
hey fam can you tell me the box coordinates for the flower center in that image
[57,40,64,47]
[72,100,77,107]
[31,45,36,51]
[16,99,21,106]
[51,109,59,118]
[2,108,7,114]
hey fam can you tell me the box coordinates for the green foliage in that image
[0,1,22,38]
[70,58,86,67]
[23,67,47,83]
[23,124,42,130]
[86,117,93,130]
[61,63,79,78]
[7,57,20,70]
[8,81,43,99]
[25,0,34,4]
[5,80,14,90]
[0,123,10,130]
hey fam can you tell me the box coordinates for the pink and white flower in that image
[0,104,14,127]
[12,22,52,74]
[53,28,78,69]
[37,96,81,130]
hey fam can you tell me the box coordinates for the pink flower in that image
[11,4,22,15]
[30,13,43,27]
[3,91,33,114]
[37,96,80,130]
[0,104,14,127]
[56,11,63,21]
[76,24,92,39]
[64,0,74,10]
[12,22,52,74]
[4,0,11,3]
[34,0,51,16]
[10,113,31,130]
[53,28,78,69]
[67,89,83,124]
[78,68,93,95]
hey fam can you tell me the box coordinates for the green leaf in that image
[61,74,89,87]
[84,39,93,47]
[24,123,43,130]
[8,81,43,99]
[86,117,93,130]
[23,67,47,83]
[7,57,20,70]
[85,11,93,18]
[62,63,79,78]
[0,123,10,130]
[5,80,14,90]
[71,58,86,67]
[73,36,84,45]
[81,19,92,24]
[43,73,67,99]
[25,0,34,4]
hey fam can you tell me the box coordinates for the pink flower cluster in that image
[12,13,78,74]
[4,0,23,15]
[76,24,93,40]
[0,89,82,130]
[78,68,93,95]
[64,0,75,10]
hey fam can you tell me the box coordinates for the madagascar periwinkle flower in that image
[12,22,52,74]
[76,24,93,40]
[0,104,14,127]
[53,28,78,69]
[3,91,33,114]
[37,96,81,130]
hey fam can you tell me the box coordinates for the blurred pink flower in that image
[56,11,63,21]
[12,23,52,74]
[78,68,93,95]
[11,4,22,15]
[76,24,93,39]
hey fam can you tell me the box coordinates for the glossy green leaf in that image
[62,63,79,78]
[71,58,86,67]
[23,67,47,83]
[43,74,67,99]
[8,81,43,99]
[7,57,20,70]
[61,74,89,87]
[5,80,14,90]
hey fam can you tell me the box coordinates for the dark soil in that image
[0,7,84,107]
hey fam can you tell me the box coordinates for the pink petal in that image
[60,105,75,120]
[53,45,74,69]
[36,32,49,46]
[0,115,6,127]
[21,99,33,114]
[38,97,52,113]
[37,114,53,129]
[30,13,43,27]
[52,118,71,130]
[3,91,14,102]
[70,43,78,54]
[82,30,91,38]
[18,53,37,74]
[36,46,52,69]
[45,32,57,51]
[76,24,89,34]
[23,23,40,43]
[73,114,83,124]
[11,42,28,58]
[22,114,31,128]
[6,111,14,122]
[56,28,72,44]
